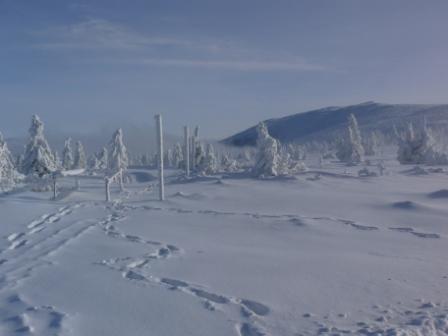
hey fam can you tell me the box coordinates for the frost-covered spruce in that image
[62,138,74,170]
[73,141,87,169]
[336,114,365,165]
[53,150,62,170]
[397,122,448,165]
[198,143,218,175]
[221,153,238,172]
[253,122,280,177]
[21,115,56,176]
[97,147,109,170]
[109,129,128,171]
[363,132,377,156]
[0,132,18,191]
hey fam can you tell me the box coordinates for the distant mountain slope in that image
[222,102,448,146]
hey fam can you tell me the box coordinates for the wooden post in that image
[184,126,190,177]
[52,174,57,200]
[118,169,124,192]
[155,114,165,201]
[105,178,111,202]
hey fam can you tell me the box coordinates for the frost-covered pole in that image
[184,126,190,177]
[52,174,57,200]
[118,169,124,192]
[105,177,110,202]
[155,114,165,201]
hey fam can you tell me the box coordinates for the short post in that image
[155,114,165,201]
[52,174,57,200]
[184,126,190,177]
[105,178,111,202]
[118,169,124,192]
[75,177,80,191]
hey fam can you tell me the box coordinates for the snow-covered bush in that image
[220,153,238,172]
[21,115,56,176]
[62,138,74,170]
[253,122,280,177]
[336,114,365,165]
[358,167,378,177]
[73,141,86,169]
[0,132,19,192]
[397,123,448,165]
[109,129,129,171]
[198,143,218,175]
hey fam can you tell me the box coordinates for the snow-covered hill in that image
[222,102,448,146]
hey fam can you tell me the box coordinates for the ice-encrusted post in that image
[105,177,111,202]
[118,169,124,192]
[52,174,57,200]
[184,126,190,177]
[155,114,165,201]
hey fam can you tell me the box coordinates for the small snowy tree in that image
[198,143,218,175]
[253,122,279,177]
[336,114,365,165]
[21,115,56,176]
[109,129,128,171]
[164,149,173,168]
[73,141,86,169]
[172,143,183,169]
[363,132,377,156]
[97,147,109,170]
[221,153,238,172]
[62,138,74,170]
[397,122,448,165]
[0,132,18,191]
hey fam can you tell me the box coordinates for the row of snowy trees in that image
[0,115,130,192]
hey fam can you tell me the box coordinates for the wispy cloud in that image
[32,18,325,72]
[129,58,324,71]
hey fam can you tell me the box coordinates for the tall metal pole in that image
[184,126,190,177]
[155,114,165,201]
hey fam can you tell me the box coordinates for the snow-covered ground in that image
[0,158,447,336]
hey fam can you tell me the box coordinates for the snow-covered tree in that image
[363,132,377,156]
[53,150,61,170]
[172,143,183,169]
[253,122,280,177]
[62,138,74,170]
[21,115,56,176]
[0,132,18,191]
[336,114,365,165]
[198,143,218,175]
[221,153,238,172]
[397,122,448,165]
[73,141,86,169]
[109,129,128,171]
[97,147,109,170]
[164,149,173,168]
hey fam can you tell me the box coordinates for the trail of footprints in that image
[97,205,271,336]
[0,293,65,336]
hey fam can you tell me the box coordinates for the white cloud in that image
[32,18,325,72]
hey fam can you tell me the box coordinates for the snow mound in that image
[428,189,448,199]
[171,191,207,200]
[391,201,419,210]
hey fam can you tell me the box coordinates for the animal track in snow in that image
[0,293,66,336]
[389,227,440,239]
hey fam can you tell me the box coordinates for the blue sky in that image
[1,0,448,138]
